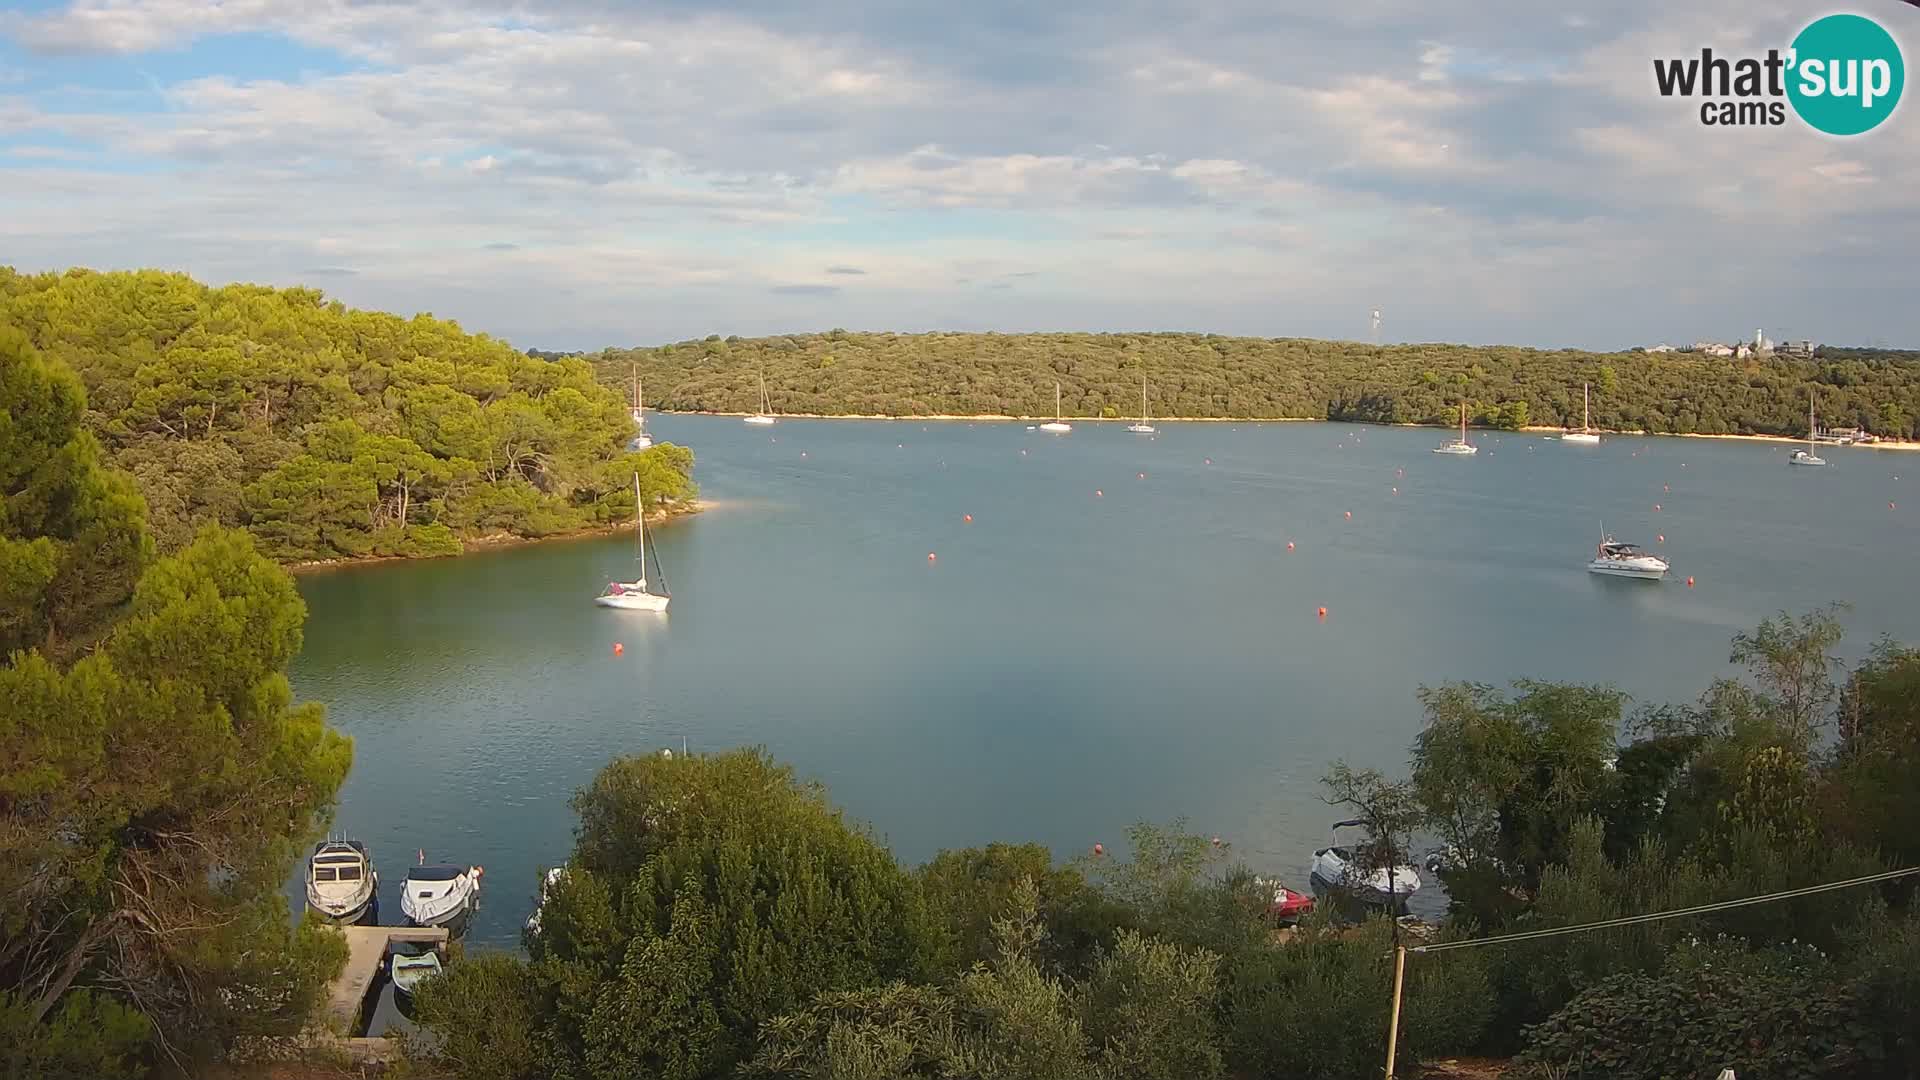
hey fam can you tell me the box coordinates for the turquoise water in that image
[290,416,1918,950]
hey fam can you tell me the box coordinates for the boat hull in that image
[1588,560,1668,579]
[1432,445,1477,455]
[1038,422,1072,433]
[1789,456,1827,467]
[595,592,669,611]
[1308,870,1418,914]
[1560,432,1600,444]
[743,415,776,425]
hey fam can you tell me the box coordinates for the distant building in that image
[1644,343,1676,353]
[1735,343,1752,359]
[1692,341,1734,357]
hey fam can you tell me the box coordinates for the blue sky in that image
[2,0,1916,351]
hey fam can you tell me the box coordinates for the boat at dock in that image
[305,837,378,924]
[389,947,444,1005]
[399,854,482,934]
[1308,819,1422,914]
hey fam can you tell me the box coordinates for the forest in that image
[0,268,695,564]
[587,331,1920,438]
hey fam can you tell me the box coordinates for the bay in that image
[290,415,1917,950]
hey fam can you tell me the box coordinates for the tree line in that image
[406,605,1920,1080]
[0,268,696,564]
[586,330,1920,438]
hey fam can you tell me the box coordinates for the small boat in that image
[525,866,567,937]
[1126,377,1155,433]
[744,371,776,425]
[1790,393,1827,466]
[1253,876,1316,924]
[305,837,378,924]
[1587,531,1669,579]
[1432,400,1478,455]
[1044,378,1075,428]
[399,853,482,933]
[595,474,670,612]
[1308,819,1422,913]
[1561,383,1600,444]
[627,365,654,450]
[389,948,444,1003]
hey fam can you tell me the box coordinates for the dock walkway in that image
[323,925,449,1031]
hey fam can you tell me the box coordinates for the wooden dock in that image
[323,925,449,1032]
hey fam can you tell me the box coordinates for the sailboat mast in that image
[1055,381,1062,421]
[633,473,645,572]
[1583,382,1590,432]
[1141,377,1148,423]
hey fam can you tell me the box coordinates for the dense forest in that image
[0,268,695,564]
[589,331,1920,439]
[399,606,1920,1080]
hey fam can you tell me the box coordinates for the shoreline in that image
[287,502,702,575]
[664,410,1920,450]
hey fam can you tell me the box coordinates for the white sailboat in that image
[1790,393,1827,466]
[627,366,654,450]
[1433,400,1478,455]
[1038,382,1072,433]
[1561,383,1600,444]
[595,474,671,612]
[744,371,776,425]
[1126,377,1156,433]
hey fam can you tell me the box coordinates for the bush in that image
[1224,916,1491,1080]
[0,989,152,1080]
[1516,938,1873,1080]
[409,951,547,1080]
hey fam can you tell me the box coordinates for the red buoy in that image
[1138,472,1146,479]
[1095,489,1103,497]
[1093,843,1105,857]
[612,642,624,656]
[963,514,972,523]
[1344,510,1352,520]
[1686,577,1695,587]
[1657,534,1665,543]
[1653,504,1662,512]
[1317,606,1327,618]
[927,552,936,562]
[1663,484,1670,492]
[1286,541,1295,551]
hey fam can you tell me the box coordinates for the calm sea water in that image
[289,416,1917,953]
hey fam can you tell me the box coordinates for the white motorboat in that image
[305,837,378,924]
[1588,534,1669,579]
[1561,382,1600,444]
[1126,377,1156,433]
[1790,393,1827,466]
[627,366,654,450]
[525,866,567,937]
[1038,382,1072,433]
[744,371,776,424]
[1432,400,1478,455]
[389,947,444,1003]
[1308,819,1422,913]
[399,855,482,933]
[595,473,671,612]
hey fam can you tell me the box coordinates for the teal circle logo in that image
[1787,14,1904,135]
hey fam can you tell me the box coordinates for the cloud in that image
[0,0,1912,350]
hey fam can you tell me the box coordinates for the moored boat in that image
[305,837,378,924]
[1587,535,1669,579]
[389,947,444,1004]
[399,854,482,934]
[1308,820,1422,914]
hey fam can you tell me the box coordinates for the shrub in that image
[408,951,547,1080]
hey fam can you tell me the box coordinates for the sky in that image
[1,0,1916,352]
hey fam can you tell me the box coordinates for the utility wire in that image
[1409,866,1920,954]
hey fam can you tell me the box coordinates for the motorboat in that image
[1588,535,1669,579]
[1038,382,1072,433]
[389,947,444,1004]
[1126,377,1156,433]
[595,473,671,612]
[744,370,776,424]
[1561,382,1600,444]
[1308,819,1422,913]
[1790,393,1826,465]
[1432,400,1477,455]
[525,866,567,937]
[399,855,482,933]
[305,837,378,924]
[1252,876,1316,925]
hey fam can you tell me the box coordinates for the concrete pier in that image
[323,925,449,1032]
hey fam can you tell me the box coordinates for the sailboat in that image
[627,366,654,450]
[595,474,671,611]
[1432,400,1478,455]
[1126,377,1156,433]
[1038,382,1072,433]
[1561,382,1600,444]
[1789,392,1827,466]
[744,371,776,425]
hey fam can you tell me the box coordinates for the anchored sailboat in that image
[595,474,671,612]
[744,371,776,425]
[1039,382,1072,433]
[1562,382,1600,444]
[1433,400,1478,455]
[627,365,653,450]
[1126,377,1156,433]
[1790,392,1827,466]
